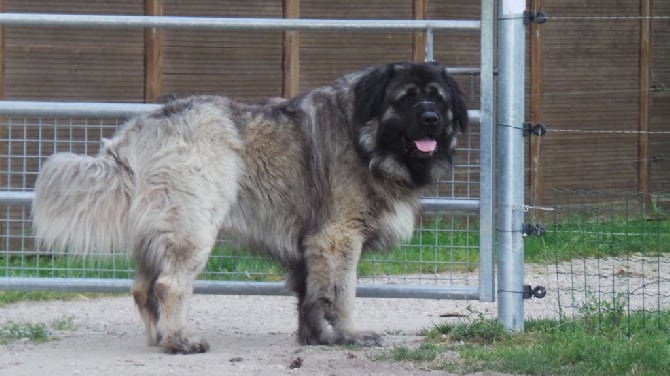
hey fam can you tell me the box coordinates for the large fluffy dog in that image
[32,62,468,354]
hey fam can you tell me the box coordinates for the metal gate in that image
[0,2,525,323]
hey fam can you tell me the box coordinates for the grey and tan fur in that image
[32,62,468,354]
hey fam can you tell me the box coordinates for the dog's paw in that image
[160,334,210,354]
[340,330,385,347]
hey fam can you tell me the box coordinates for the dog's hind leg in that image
[133,223,218,354]
[131,272,160,346]
[153,253,211,354]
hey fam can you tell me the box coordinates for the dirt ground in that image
[1,256,667,375]
[0,295,507,376]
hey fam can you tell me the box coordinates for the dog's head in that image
[352,62,469,187]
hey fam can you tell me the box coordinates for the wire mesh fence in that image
[525,190,670,329]
[0,111,484,293]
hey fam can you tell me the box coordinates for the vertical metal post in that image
[496,0,526,331]
[478,0,495,302]
[424,28,434,62]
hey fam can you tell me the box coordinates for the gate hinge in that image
[522,223,546,237]
[523,285,546,299]
[524,10,548,25]
[523,122,547,137]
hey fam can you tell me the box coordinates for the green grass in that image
[0,291,118,306]
[424,314,508,344]
[0,322,49,344]
[0,316,76,344]
[2,217,668,281]
[369,342,441,363]
[525,216,670,263]
[373,311,670,375]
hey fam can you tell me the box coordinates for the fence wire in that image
[525,190,670,329]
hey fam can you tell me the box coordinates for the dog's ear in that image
[445,73,469,133]
[352,64,396,126]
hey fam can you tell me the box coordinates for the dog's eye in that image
[397,95,412,104]
[397,88,418,105]
[433,95,444,103]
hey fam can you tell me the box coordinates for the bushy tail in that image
[32,152,133,254]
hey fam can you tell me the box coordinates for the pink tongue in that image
[414,139,437,153]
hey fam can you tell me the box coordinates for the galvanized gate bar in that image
[447,67,482,75]
[478,0,496,303]
[0,101,481,119]
[1,277,480,300]
[0,101,161,118]
[0,192,480,212]
[420,198,479,212]
[0,13,479,32]
[0,191,33,206]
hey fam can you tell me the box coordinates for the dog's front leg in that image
[298,224,383,347]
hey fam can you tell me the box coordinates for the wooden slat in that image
[0,0,6,195]
[649,0,670,192]
[638,0,651,196]
[299,32,412,91]
[428,0,480,66]
[0,0,4,100]
[161,0,283,100]
[3,0,143,14]
[541,132,639,192]
[4,42,144,101]
[160,35,282,99]
[412,0,427,62]
[144,0,164,102]
[283,0,300,98]
[3,0,144,102]
[529,0,546,206]
[539,1,642,194]
[164,0,282,17]
[298,0,412,92]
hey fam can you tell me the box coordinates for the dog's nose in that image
[421,111,439,127]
